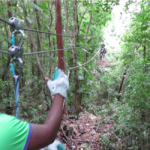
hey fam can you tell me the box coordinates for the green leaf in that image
[39,2,48,12]
[31,3,42,11]
[78,75,84,80]
[143,131,147,140]
[26,17,33,24]
[127,147,134,150]
[77,87,85,93]
[88,71,93,79]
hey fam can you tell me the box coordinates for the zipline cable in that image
[0,50,10,55]
[23,45,99,55]
[0,17,100,40]
[1,47,100,72]
[0,44,99,55]
[0,17,74,38]
[23,48,70,55]
[0,49,68,55]
[23,28,73,38]
[0,17,11,25]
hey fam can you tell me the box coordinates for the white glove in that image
[47,69,69,100]
[40,139,66,150]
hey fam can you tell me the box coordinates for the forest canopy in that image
[0,0,150,149]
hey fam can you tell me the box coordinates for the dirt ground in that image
[57,113,114,150]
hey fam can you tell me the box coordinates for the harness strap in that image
[9,17,25,119]
[10,62,22,119]
[14,75,20,119]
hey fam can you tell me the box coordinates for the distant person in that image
[100,43,107,68]
[0,68,69,150]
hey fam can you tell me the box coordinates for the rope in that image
[8,20,25,119]
[0,17,74,38]
[68,49,100,70]
[60,47,100,76]
[14,75,20,119]
[10,61,23,119]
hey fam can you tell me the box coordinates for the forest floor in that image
[57,111,150,150]
[57,113,116,150]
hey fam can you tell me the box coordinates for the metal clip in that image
[9,30,25,58]
[9,17,24,30]
[10,58,23,77]
[9,45,23,58]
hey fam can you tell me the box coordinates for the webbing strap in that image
[14,75,20,119]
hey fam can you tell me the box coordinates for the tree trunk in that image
[55,0,65,71]
[65,0,69,35]
[23,1,51,109]
[4,0,14,115]
[23,1,45,80]
[117,70,126,101]
[2,1,12,81]
[48,1,55,77]
[72,0,81,114]
[34,0,45,94]
[84,2,92,78]
[80,1,92,107]
[55,0,68,116]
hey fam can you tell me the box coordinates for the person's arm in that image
[28,94,64,150]
[28,69,69,150]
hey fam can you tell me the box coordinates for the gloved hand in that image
[46,68,69,100]
[40,139,66,150]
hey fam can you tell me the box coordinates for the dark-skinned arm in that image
[28,93,64,150]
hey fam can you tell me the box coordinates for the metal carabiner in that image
[10,58,23,78]
[9,30,25,58]
[9,29,25,77]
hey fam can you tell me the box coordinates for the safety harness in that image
[9,17,25,119]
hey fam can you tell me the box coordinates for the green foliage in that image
[108,1,150,149]
[4,0,150,148]
[0,0,119,122]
